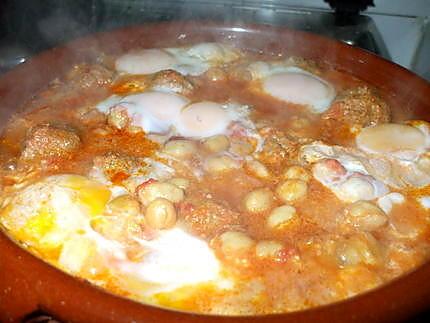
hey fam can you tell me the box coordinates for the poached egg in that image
[116,42,241,76]
[247,62,336,113]
[97,91,254,139]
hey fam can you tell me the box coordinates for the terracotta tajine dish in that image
[1,22,430,323]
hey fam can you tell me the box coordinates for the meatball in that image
[180,200,241,239]
[93,151,138,180]
[111,69,194,96]
[322,86,391,128]
[151,69,194,95]
[256,127,301,173]
[21,123,81,160]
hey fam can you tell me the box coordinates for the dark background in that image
[0,0,390,74]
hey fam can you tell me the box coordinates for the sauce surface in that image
[0,42,429,315]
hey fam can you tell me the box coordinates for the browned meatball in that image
[110,69,194,96]
[21,123,81,160]
[180,200,241,239]
[151,69,194,95]
[93,151,138,181]
[256,127,303,174]
[322,86,391,127]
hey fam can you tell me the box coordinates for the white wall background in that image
[262,0,430,77]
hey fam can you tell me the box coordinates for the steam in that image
[37,8,90,45]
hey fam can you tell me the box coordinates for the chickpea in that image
[243,188,274,213]
[138,182,184,205]
[255,240,283,258]
[220,231,255,255]
[245,160,270,179]
[203,135,230,153]
[283,165,311,182]
[335,234,381,267]
[336,240,361,266]
[168,177,190,190]
[267,205,297,229]
[276,179,308,202]
[230,140,254,156]
[338,177,375,202]
[344,201,387,231]
[205,155,238,173]
[417,153,430,173]
[163,140,197,159]
[145,198,177,229]
[90,213,145,242]
[105,195,140,217]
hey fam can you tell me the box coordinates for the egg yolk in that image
[60,175,111,216]
[262,72,335,113]
[176,101,230,138]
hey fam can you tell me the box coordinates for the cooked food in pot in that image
[1,41,429,316]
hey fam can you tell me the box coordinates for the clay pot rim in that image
[1,20,430,323]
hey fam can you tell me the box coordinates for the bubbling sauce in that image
[1,42,430,315]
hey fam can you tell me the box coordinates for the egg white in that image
[1,173,231,297]
[356,122,430,188]
[97,91,190,134]
[117,227,223,292]
[97,91,258,141]
[0,175,111,249]
[115,48,177,75]
[356,123,429,161]
[301,142,389,202]
[116,42,241,76]
[247,62,336,113]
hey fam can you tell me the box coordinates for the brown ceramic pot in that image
[1,21,430,323]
